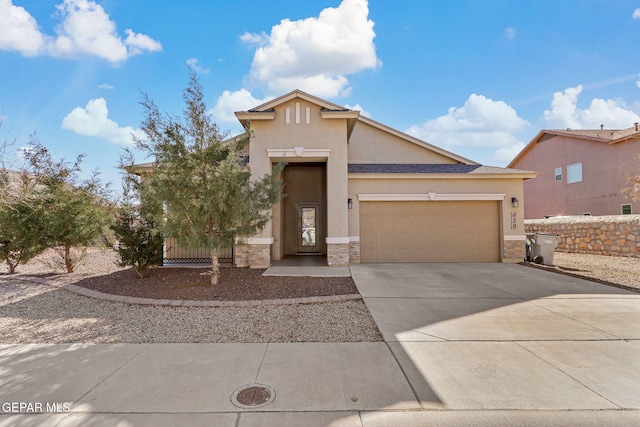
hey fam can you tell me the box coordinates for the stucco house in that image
[196,89,535,268]
[507,126,640,219]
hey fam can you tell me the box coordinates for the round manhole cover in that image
[231,384,275,409]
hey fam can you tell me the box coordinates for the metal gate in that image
[163,237,234,265]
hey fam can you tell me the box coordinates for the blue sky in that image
[2,0,640,190]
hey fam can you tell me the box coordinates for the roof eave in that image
[348,172,538,180]
[249,89,350,112]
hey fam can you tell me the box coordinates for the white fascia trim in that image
[504,235,527,241]
[326,237,350,244]
[235,237,274,245]
[267,148,331,158]
[349,236,360,242]
[357,193,506,202]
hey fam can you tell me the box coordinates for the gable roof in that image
[249,89,351,112]
[235,89,479,166]
[507,125,640,168]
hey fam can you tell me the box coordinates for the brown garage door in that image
[360,201,500,262]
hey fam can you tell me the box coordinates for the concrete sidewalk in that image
[1,342,638,426]
[1,263,639,426]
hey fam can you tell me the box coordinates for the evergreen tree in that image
[22,140,112,273]
[0,172,47,274]
[111,149,163,278]
[134,71,283,285]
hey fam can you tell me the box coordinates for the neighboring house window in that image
[566,162,583,184]
[554,167,562,182]
[622,204,632,215]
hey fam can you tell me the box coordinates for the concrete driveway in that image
[1,263,639,426]
[350,262,640,415]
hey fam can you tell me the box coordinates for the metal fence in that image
[163,237,234,265]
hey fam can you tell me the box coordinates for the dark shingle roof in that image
[348,164,482,174]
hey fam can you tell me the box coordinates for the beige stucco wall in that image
[247,99,350,256]
[348,120,458,164]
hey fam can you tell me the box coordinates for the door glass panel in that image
[301,207,316,247]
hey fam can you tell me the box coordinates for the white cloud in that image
[637,73,640,89]
[542,85,583,128]
[543,85,640,129]
[210,89,274,124]
[241,0,381,97]
[124,28,161,56]
[504,27,516,40]
[633,8,640,19]
[98,83,114,89]
[344,103,370,117]
[494,142,525,163]
[186,58,210,74]
[406,94,530,164]
[0,0,47,56]
[62,98,144,146]
[0,0,161,64]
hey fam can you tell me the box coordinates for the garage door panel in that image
[429,217,447,231]
[394,217,412,234]
[376,219,394,233]
[411,234,430,249]
[394,234,413,250]
[377,233,394,249]
[360,202,377,217]
[360,248,380,262]
[376,203,397,217]
[376,249,395,262]
[394,249,413,261]
[360,233,377,250]
[392,202,413,216]
[360,201,500,263]
[360,217,377,233]
[410,217,429,230]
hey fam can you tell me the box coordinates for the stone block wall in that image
[328,243,349,266]
[525,215,640,258]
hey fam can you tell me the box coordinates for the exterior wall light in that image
[348,198,353,209]
[511,197,519,208]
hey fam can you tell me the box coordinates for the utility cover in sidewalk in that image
[231,384,275,409]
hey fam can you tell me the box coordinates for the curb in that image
[6,275,363,307]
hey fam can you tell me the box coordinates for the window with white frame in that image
[622,204,632,215]
[554,167,562,182]
[566,162,582,184]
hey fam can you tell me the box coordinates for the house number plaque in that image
[511,211,517,229]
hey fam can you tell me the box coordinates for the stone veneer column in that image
[349,239,360,263]
[234,244,249,267]
[248,244,271,269]
[503,239,525,263]
[327,243,350,266]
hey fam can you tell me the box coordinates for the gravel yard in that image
[525,251,640,291]
[0,249,382,344]
[1,248,637,344]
